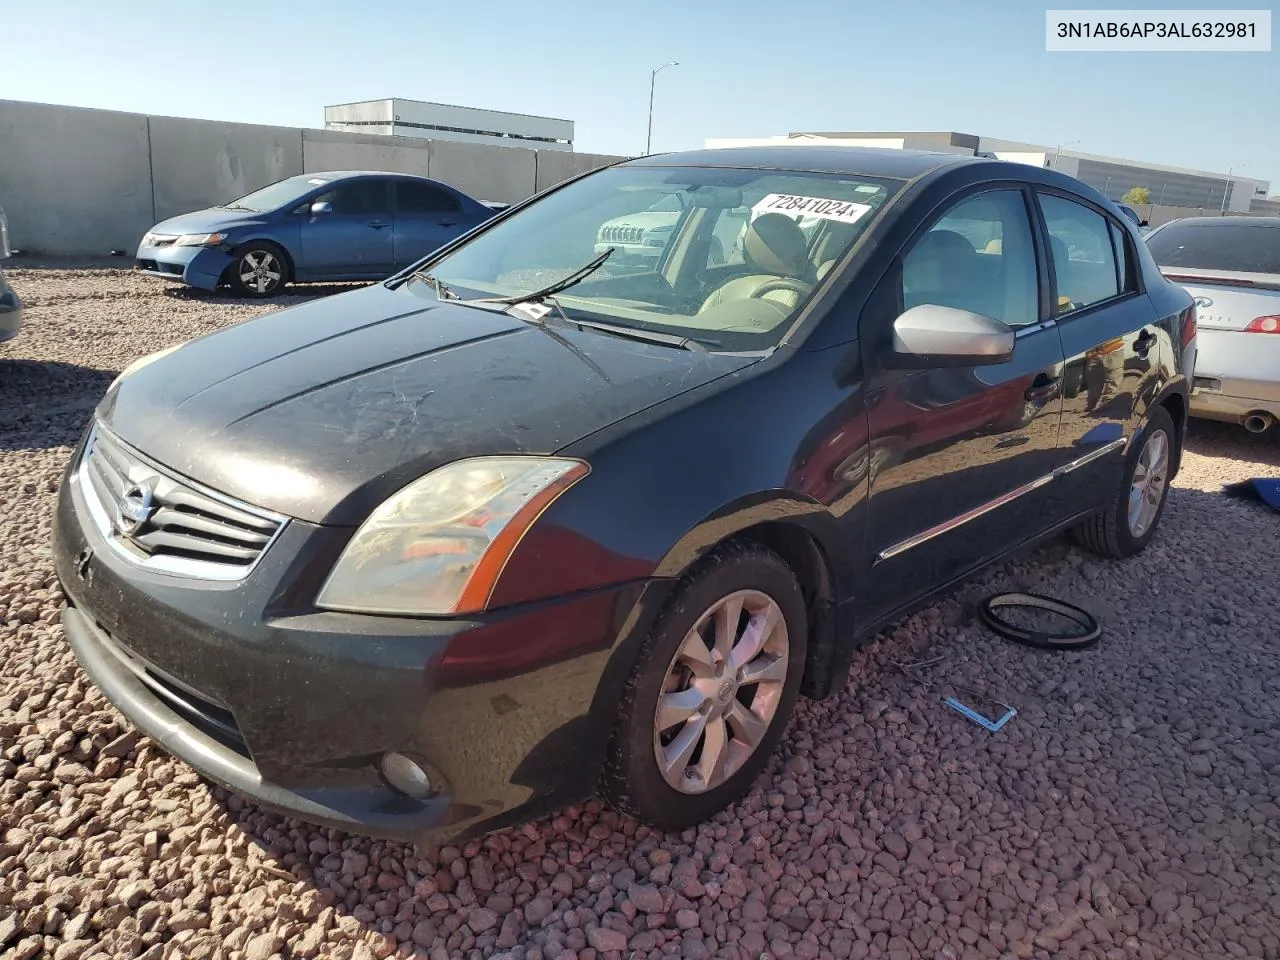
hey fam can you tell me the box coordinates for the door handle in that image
[1134,329,1156,357]
[1024,372,1061,403]
[368,221,391,229]
[438,219,457,227]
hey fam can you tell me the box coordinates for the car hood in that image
[97,282,754,525]
[147,209,261,237]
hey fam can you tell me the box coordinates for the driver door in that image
[299,179,394,277]
[858,187,1068,624]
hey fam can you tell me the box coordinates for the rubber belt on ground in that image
[978,591,1101,651]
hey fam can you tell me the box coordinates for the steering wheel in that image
[749,278,811,300]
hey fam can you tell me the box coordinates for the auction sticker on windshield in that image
[752,194,873,225]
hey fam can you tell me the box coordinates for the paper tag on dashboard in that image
[751,194,873,225]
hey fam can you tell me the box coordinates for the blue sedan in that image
[136,171,498,297]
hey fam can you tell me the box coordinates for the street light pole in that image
[646,61,679,156]
[1053,139,1080,168]
[1220,163,1246,215]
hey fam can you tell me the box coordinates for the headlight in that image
[173,233,227,247]
[317,457,590,616]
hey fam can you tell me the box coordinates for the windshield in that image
[415,164,902,351]
[222,175,332,213]
[1147,221,1280,275]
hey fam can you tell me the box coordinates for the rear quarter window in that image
[1147,223,1280,274]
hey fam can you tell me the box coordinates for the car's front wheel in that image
[226,243,288,298]
[601,541,807,829]
[1073,405,1176,558]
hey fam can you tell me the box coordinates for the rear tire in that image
[226,243,289,298]
[1073,405,1175,559]
[600,541,807,829]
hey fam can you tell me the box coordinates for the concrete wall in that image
[0,100,155,255]
[301,130,431,178]
[149,117,304,222]
[428,140,537,205]
[0,99,628,255]
[534,151,624,192]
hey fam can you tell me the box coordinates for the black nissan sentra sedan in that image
[53,147,1194,842]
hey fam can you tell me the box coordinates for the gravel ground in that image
[2,270,1278,960]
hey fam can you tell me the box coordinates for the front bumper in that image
[53,439,649,843]
[134,242,232,292]
[0,267,22,343]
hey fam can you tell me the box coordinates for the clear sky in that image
[5,0,1277,192]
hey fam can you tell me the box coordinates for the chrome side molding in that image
[875,438,1126,564]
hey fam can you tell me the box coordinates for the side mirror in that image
[1140,219,1149,227]
[889,304,1015,368]
[310,200,333,216]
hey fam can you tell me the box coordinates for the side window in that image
[901,190,1039,327]
[315,181,389,216]
[397,181,461,214]
[1109,220,1135,293]
[1039,194,1121,313]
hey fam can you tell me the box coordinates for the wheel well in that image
[1158,390,1186,477]
[731,522,840,700]
[221,239,294,285]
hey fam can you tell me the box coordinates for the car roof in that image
[623,145,980,181]
[294,170,436,181]
[1155,216,1280,229]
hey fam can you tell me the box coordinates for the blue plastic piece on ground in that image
[1251,479,1280,510]
[1222,478,1280,512]
[944,697,1017,732]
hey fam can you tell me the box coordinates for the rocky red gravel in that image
[2,269,1279,960]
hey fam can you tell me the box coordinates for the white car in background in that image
[1146,216,1280,433]
[595,193,839,269]
[0,205,22,344]
[595,194,694,264]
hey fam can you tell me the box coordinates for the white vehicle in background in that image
[1146,216,1280,433]
[0,204,22,344]
[595,190,868,272]
[595,194,691,265]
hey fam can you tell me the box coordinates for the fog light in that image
[380,752,433,799]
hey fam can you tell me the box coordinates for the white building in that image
[325,98,574,152]
[704,131,1270,214]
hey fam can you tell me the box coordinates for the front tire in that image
[226,243,288,298]
[1073,405,1175,558]
[601,541,807,829]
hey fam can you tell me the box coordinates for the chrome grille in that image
[600,225,644,244]
[143,233,177,247]
[77,425,287,581]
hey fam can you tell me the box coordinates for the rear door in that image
[1036,190,1163,519]
[298,179,394,277]
[392,180,468,269]
[860,186,1067,623]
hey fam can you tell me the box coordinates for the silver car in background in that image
[0,204,23,344]
[1146,217,1280,433]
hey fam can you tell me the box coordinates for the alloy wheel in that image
[1127,429,1169,537]
[238,251,282,294]
[652,589,788,795]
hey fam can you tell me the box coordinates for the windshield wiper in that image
[219,204,254,212]
[415,272,461,301]
[470,248,616,308]
[387,266,460,298]
[552,314,712,352]
[393,248,711,351]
